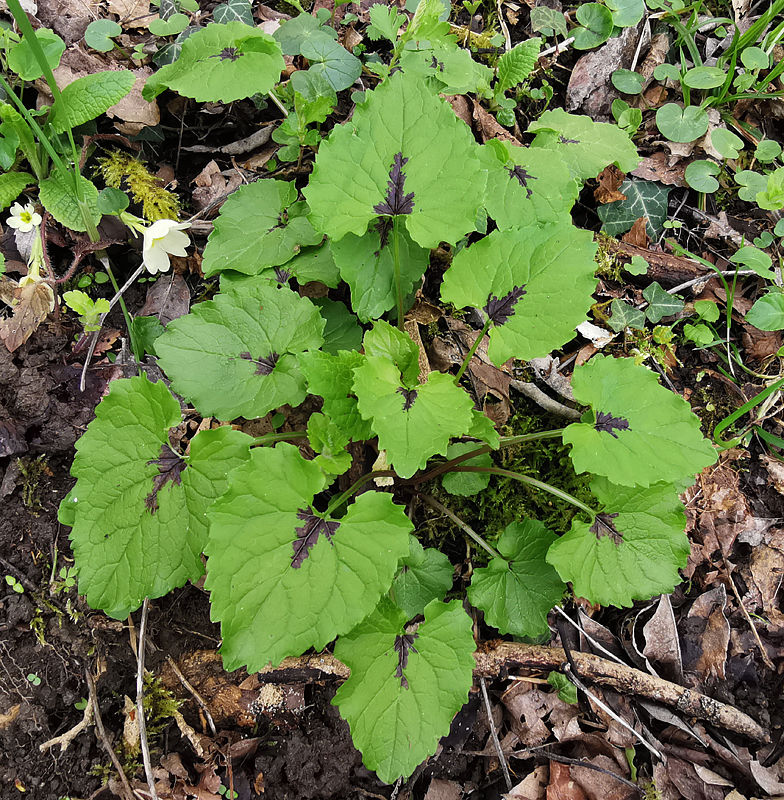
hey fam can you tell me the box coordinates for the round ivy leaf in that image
[611,69,644,94]
[740,46,769,70]
[572,3,613,50]
[85,19,122,52]
[653,63,680,82]
[710,128,743,159]
[775,218,784,237]
[735,169,768,201]
[684,159,719,193]
[97,187,130,215]
[149,12,190,36]
[746,292,784,331]
[681,66,726,89]
[756,140,782,163]
[655,103,709,143]
[733,72,756,92]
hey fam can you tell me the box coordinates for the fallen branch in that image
[241,642,768,744]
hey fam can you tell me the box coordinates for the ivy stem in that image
[454,317,492,385]
[401,429,566,486]
[420,494,503,560]
[452,465,596,519]
[391,215,405,331]
[251,430,308,447]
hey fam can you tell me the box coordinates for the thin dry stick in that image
[165,655,217,736]
[562,664,663,760]
[480,677,513,791]
[86,668,135,800]
[137,598,161,800]
[515,749,641,793]
[722,555,775,671]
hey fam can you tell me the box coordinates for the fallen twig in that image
[137,598,160,800]
[479,676,513,791]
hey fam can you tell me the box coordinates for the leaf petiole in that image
[452,465,596,519]
[420,493,502,560]
[252,430,308,447]
[454,317,492,384]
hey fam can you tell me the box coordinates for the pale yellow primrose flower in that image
[7,202,42,233]
[142,219,191,274]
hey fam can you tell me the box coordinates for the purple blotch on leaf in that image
[240,351,280,376]
[558,134,579,144]
[145,444,187,514]
[397,386,418,411]
[394,632,419,689]
[594,411,630,439]
[273,267,292,285]
[373,152,415,217]
[211,46,243,62]
[590,512,623,546]
[484,286,526,326]
[507,165,536,199]
[291,507,340,568]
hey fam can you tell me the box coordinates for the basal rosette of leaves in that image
[304,70,487,248]
[155,280,325,420]
[63,375,252,619]
[440,222,598,363]
[204,443,412,670]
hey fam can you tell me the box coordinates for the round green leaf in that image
[205,444,412,670]
[740,46,768,70]
[392,536,455,618]
[97,187,130,215]
[682,66,726,89]
[441,442,493,496]
[300,31,362,91]
[563,355,717,488]
[605,0,644,27]
[611,69,644,94]
[571,3,613,50]
[155,281,325,420]
[85,19,122,51]
[684,159,719,193]
[148,12,190,36]
[655,103,710,143]
[746,292,784,331]
[7,28,65,80]
[144,21,284,103]
[735,169,768,201]
[546,478,689,607]
[653,63,680,82]
[304,70,487,248]
[755,140,781,163]
[730,245,772,278]
[467,520,566,637]
[333,598,475,784]
[440,222,598,363]
[67,375,253,619]
[710,128,743,159]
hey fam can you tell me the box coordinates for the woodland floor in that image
[2,0,784,798]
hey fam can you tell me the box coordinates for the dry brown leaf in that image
[642,594,683,683]
[138,273,191,325]
[687,585,730,682]
[191,161,243,210]
[741,324,782,361]
[570,755,636,800]
[507,765,548,800]
[594,166,626,204]
[637,32,670,87]
[666,757,724,800]
[631,152,687,186]
[424,779,463,800]
[107,67,160,135]
[621,217,649,248]
[447,94,472,127]
[0,279,55,352]
[749,542,784,627]
[546,762,588,800]
[108,0,153,26]
[472,98,520,144]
